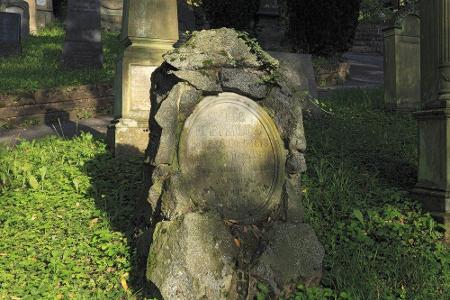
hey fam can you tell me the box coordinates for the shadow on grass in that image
[84,144,154,297]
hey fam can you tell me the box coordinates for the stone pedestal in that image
[35,0,53,28]
[383,13,420,112]
[107,0,179,158]
[412,0,450,240]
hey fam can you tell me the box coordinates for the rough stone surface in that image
[147,213,239,300]
[221,68,270,99]
[251,222,324,291]
[172,70,222,92]
[164,28,262,70]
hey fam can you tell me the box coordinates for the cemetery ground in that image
[0,88,449,299]
[0,23,120,94]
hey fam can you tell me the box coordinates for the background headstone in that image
[269,51,322,118]
[107,0,179,158]
[256,0,284,51]
[0,11,21,56]
[35,0,53,28]
[61,0,103,69]
[1,0,29,39]
[383,13,420,112]
[99,0,122,31]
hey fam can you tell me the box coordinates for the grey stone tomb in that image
[0,0,29,40]
[61,0,103,69]
[0,11,21,56]
[145,28,324,299]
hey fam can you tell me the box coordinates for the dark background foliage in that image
[287,0,362,56]
[201,0,260,31]
[52,0,67,20]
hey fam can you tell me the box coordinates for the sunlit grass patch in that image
[0,23,121,94]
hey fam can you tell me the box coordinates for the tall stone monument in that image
[145,28,324,299]
[0,11,21,56]
[0,0,29,39]
[383,12,421,112]
[413,0,450,239]
[107,0,179,157]
[35,0,53,28]
[61,0,103,69]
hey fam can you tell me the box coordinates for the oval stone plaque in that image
[178,93,285,223]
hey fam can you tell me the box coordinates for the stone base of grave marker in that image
[107,0,179,158]
[144,28,323,299]
[412,108,450,241]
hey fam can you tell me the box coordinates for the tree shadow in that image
[83,143,153,297]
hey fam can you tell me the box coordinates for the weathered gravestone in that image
[100,0,123,31]
[0,0,29,39]
[412,0,450,239]
[383,11,420,112]
[145,28,324,299]
[107,0,178,158]
[35,0,53,28]
[61,0,103,69]
[0,11,21,56]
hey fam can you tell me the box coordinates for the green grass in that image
[0,88,449,299]
[0,134,144,298]
[0,23,121,94]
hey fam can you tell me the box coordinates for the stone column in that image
[413,0,450,240]
[107,0,179,158]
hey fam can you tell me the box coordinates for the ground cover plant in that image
[0,23,121,94]
[0,89,448,299]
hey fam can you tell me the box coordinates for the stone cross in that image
[61,0,103,69]
[413,0,450,240]
[107,0,179,158]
